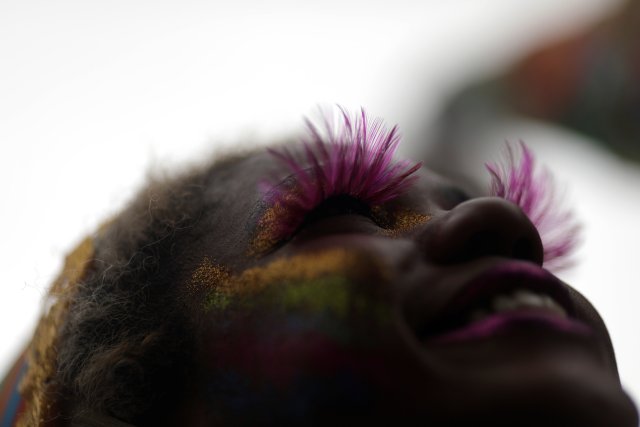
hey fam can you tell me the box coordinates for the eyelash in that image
[259,108,580,271]
[486,141,580,271]
[258,106,421,244]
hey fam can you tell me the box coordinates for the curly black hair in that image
[21,151,252,426]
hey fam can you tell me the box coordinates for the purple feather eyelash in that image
[262,107,422,241]
[485,141,581,271]
[263,109,579,270]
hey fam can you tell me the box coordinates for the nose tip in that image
[425,197,544,265]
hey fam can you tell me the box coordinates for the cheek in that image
[196,277,399,416]
[203,275,393,371]
[185,249,428,417]
[564,283,618,374]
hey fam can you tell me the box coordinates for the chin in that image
[315,357,638,427]
[422,354,639,427]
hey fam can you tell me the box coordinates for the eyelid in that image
[291,210,384,244]
[252,107,421,254]
[300,195,375,227]
[250,192,386,253]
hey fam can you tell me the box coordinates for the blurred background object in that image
[508,0,640,162]
[429,0,640,165]
[1,0,638,412]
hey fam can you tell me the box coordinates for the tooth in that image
[492,295,518,312]
[541,295,556,309]
[512,290,547,308]
[487,289,568,316]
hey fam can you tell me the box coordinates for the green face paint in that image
[279,276,350,316]
[187,249,392,329]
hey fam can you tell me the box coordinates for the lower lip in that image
[426,310,593,344]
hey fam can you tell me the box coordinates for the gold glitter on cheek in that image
[188,256,231,295]
[234,249,373,296]
[249,190,301,256]
[249,203,285,256]
[380,209,431,237]
[190,249,390,313]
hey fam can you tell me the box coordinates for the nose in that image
[423,197,544,265]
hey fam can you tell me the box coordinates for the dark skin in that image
[173,144,638,426]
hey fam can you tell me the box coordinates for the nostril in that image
[460,232,535,262]
[464,231,500,261]
[513,237,535,261]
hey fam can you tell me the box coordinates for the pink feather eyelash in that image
[263,108,579,270]
[485,141,581,271]
[262,107,422,241]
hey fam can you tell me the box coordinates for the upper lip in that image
[414,260,576,340]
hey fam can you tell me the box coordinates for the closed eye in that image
[287,195,385,243]
[301,195,374,228]
[252,107,421,254]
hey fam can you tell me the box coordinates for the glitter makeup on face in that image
[254,107,422,250]
[188,257,232,310]
[189,257,231,293]
[250,201,291,255]
[251,206,431,255]
[280,276,350,316]
[378,209,432,237]
[486,141,580,270]
[197,250,396,408]
[189,249,390,314]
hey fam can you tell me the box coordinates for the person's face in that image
[175,144,637,426]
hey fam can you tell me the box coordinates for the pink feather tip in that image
[485,141,581,271]
[263,106,422,240]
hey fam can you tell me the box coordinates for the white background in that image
[1,0,637,409]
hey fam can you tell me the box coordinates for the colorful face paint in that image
[190,249,390,315]
[189,248,402,421]
[377,209,432,237]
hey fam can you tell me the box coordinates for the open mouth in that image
[416,262,592,343]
